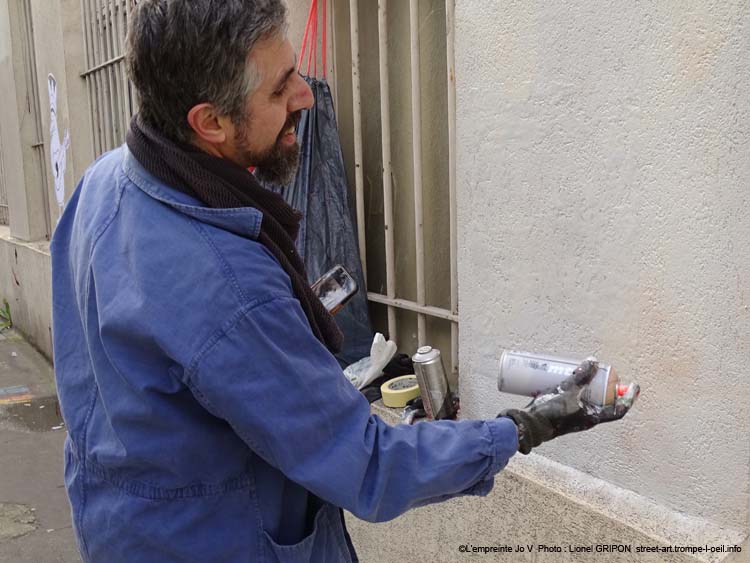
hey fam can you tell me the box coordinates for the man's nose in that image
[289,74,314,113]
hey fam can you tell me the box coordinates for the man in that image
[51,1,634,561]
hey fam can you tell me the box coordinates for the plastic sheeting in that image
[263,77,372,366]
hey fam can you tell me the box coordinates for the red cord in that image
[298,0,316,73]
[299,0,326,78]
[306,0,316,76]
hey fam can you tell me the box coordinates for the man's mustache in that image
[282,110,303,134]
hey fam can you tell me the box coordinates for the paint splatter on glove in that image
[499,359,639,455]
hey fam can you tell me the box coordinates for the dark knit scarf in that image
[126,116,343,354]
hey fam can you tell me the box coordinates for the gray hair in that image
[126,0,288,143]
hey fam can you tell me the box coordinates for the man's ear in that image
[187,103,229,145]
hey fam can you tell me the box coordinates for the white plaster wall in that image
[0,228,53,359]
[51,0,94,191]
[455,1,749,531]
[30,0,76,228]
[0,0,50,241]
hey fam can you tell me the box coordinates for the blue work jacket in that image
[51,146,519,563]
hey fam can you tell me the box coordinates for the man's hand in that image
[499,359,639,454]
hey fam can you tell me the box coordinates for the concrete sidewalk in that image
[0,329,79,562]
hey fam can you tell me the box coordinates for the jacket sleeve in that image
[186,295,518,523]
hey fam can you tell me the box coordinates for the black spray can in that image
[412,346,455,420]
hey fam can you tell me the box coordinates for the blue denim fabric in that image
[51,147,518,562]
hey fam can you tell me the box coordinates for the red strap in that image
[312,0,318,76]
[306,0,316,75]
[299,0,316,73]
[299,0,327,78]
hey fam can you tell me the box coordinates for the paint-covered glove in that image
[499,359,639,454]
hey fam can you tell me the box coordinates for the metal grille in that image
[80,0,136,156]
[347,0,459,374]
[0,131,8,225]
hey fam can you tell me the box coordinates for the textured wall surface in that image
[0,229,53,358]
[31,0,94,202]
[347,404,747,563]
[455,1,749,531]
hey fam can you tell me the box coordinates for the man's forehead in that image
[250,35,294,81]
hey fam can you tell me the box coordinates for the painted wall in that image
[0,0,50,241]
[0,229,53,357]
[0,0,89,356]
[31,0,94,217]
[455,1,749,532]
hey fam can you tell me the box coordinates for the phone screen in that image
[311,265,358,315]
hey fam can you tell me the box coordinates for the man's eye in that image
[273,83,289,97]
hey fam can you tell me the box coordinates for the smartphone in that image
[310,265,358,315]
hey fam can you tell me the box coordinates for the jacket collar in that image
[121,146,263,240]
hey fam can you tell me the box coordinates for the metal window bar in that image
[446,0,458,375]
[96,1,112,149]
[0,131,8,225]
[348,0,367,285]
[20,0,51,237]
[81,0,135,157]
[103,1,119,145]
[409,0,426,346]
[350,0,460,375]
[376,0,398,345]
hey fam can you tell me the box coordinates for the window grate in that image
[346,0,459,375]
[80,0,136,157]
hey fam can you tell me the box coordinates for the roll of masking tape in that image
[381,375,420,408]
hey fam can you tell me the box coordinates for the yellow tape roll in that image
[380,375,420,408]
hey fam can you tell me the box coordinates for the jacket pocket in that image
[262,503,352,563]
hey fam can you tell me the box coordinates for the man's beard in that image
[236,111,302,186]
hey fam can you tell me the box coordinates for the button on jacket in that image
[51,147,519,563]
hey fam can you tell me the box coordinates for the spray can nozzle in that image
[617,384,641,398]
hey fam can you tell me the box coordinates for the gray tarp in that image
[264,77,372,366]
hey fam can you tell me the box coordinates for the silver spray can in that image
[412,346,455,420]
[498,350,619,407]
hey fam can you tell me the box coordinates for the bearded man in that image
[51,2,632,561]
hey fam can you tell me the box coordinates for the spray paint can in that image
[412,346,456,420]
[498,350,620,407]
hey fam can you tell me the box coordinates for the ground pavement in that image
[0,329,79,562]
